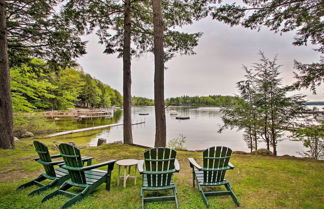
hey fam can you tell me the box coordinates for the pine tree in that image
[221,53,306,155]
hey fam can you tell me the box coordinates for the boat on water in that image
[170,110,178,115]
[176,116,190,120]
[139,113,149,116]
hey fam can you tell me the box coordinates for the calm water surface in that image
[88,106,306,156]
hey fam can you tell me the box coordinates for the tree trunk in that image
[248,128,253,153]
[252,113,258,151]
[264,115,270,151]
[0,0,14,149]
[123,0,133,144]
[271,119,277,156]
[272,135,277,156]
[314,137,318,160]
[253,128,258,151]
[152,0,166,147]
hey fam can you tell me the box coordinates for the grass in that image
[0,139,323,209]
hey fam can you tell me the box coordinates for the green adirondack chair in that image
[188,146,240,207]
[42,143,116,209]
[17,141,92,196]
[138,148,180,209]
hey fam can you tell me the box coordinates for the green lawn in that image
[0,139,323,209]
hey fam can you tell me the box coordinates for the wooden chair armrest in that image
[188,158,202,170]
[81,156,93,166]
[228,162,235,169]
[137,160,144,174]
[82,160,116,171]
[175,159,180,172]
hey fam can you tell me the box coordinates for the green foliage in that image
[6,0,86,67]
[10,59,57,111]
[13,112,58,137]
[77,74,122,108]
[132,97,154,106]
[78,74,102,108]
[293,60,324,94]
[63,0,204,60]
[110,90,123,107]
[50,68,85,109]
[293,122,324,160]
[10,58,122,111]
[220,52,306,155]
[251,149,273,156]
[166,95,241,107]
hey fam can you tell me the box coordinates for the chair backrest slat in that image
[144,148,176,187]
[59,143,86,184]
[33,141,56,178]
[203,146,232,183]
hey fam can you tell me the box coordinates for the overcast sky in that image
[76,17,323,101]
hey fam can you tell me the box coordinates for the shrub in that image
[167,134,186,150]
[13,112,58,137]
[251,148,273,156]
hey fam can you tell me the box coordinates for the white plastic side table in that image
[116,159,138,188]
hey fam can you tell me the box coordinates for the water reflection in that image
[90,106,306,157]
[53,110,122,131]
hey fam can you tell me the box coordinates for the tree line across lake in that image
[132,95,242,107]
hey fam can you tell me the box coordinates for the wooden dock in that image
[45,121,145,138]
[45,109,114,120]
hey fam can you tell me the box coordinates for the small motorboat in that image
[170,110,178,116]
[176,116,190,120]
[139,113,149,116]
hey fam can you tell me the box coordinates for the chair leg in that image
[192,170,195,188]
[29,175,68,196]
[28,184,50,196]
[173,187,179,209]
[106,172,111,191]
[17,175,46,190]
[62,193,84,209]
[62,186,90,209]
[142,196,145,209]
[41,190,61,203]
[225,183,240,207]
[141,188,145,209]
[41,182,72,203]
[198,184,209,207]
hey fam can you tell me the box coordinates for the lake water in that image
[88,106,306,157]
